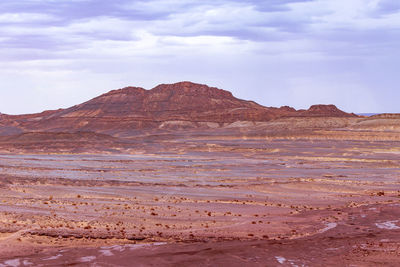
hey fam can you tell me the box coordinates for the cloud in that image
[0,0,399,114]
[375,0,400,15]
[0,12,57,23]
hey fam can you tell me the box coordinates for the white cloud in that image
[0,12,57,23]
[0,0,399,114]
[287,0,400,30]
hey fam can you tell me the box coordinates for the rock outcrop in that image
[0,81,356,135]
[298,105,357,117]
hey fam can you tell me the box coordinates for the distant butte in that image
[0,81,356,136]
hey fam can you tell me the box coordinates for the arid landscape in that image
[0,82,399,266]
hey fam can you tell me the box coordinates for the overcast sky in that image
[0,0,399,114]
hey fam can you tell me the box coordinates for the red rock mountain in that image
[298,104,353,117]
[0,82,356,135]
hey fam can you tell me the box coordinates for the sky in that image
[0,0,399,114]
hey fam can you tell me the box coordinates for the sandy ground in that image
[0,137,399,266]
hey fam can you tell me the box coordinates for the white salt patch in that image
[152,242,167,246]
[110,245,125,252]
[288,260,300,267]
[375,221,400,230]
[43,254,62,261]
[361,214,366,218]
[275,256,286,264]
[3,259,20,267]
[22,261,32,266]
[79,256,96,263]
[319,222,337,233]
[127,242,167,251]
[127,244,151,251]
[325,247,340,251]
[98,242,168,255]
[100,249,114,256]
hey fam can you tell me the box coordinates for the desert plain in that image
[0,83,399,266]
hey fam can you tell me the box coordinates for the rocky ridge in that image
[0,81,356,136]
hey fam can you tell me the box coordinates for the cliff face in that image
[0,81,356,135]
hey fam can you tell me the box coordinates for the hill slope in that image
[0,81,356,135]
